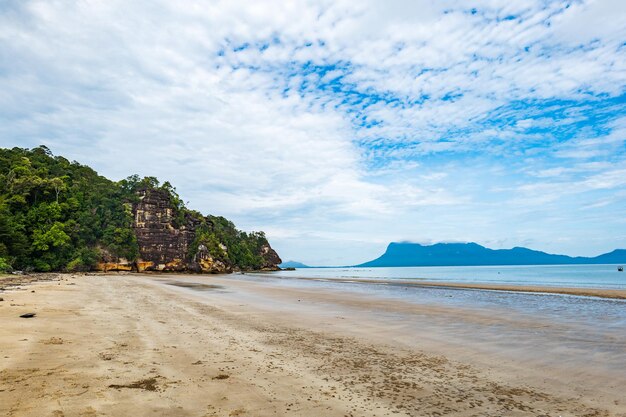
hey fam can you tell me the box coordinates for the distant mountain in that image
[279,260,310,269]
[590,249,626,264]
[356,242,626,267]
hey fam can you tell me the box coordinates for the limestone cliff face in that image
[127,188,281,273]
[132,188,200,272]
[259,244,281,270]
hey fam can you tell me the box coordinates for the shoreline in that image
[4,271,626,300]
[4,270,625,303]
[253,274,626,300]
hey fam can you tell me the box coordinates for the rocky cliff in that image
[132,188,199,272]
[99,188,281,273]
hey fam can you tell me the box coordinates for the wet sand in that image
[269,275,626,299]
[1,273,625,416]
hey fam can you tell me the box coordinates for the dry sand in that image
[1,273,625,417]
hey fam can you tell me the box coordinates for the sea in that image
[268,264,626,290]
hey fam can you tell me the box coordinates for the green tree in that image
[32,222,71,251]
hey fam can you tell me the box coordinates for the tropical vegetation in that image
[0,146,271,272]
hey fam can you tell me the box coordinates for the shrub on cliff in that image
[207,216,269,270]
[189,216,270,270]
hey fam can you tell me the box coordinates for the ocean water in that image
[268,264,626,290]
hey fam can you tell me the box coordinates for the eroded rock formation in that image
[132,188,199,272]
[259,244,281,270]
[125,188,281,273]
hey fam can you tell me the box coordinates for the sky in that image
[1,0,625,266]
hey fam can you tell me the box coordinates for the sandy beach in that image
[1,273,625,417]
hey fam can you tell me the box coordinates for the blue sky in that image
[1,0,625,265]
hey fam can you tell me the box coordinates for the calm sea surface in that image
[268,264,626,289]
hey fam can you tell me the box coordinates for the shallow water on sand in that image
[213,272,626,376]
[270,264,626,289]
